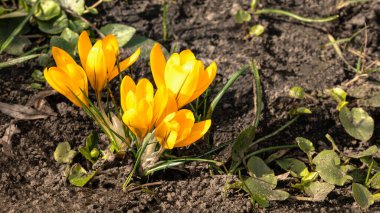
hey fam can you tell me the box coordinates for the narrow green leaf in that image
[347,145,378,159]
[0,54,40,70]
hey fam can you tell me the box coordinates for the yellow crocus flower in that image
[155,109,211,149]
[78,31,141,94]
[120,76,177,141]
[150,43,217,108]
[44,47,88,107]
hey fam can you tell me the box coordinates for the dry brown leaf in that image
[0,124,20,156]
[0,102,52,120]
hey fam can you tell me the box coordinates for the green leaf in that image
[85,132,99,151]
[348,169,366,184]
[34,0,61,21]
[68,19,89,34]
[37,53,53,67]
[232,126,256,162]
[352,183,374,209]
[276,158,309,178]
[250,0,257,11]
[301,171,318,184]
[59,0,85,15]
[313,150,352,186]
[369,172,380,189]
[0,54,40,70]
[100,23,136,47]
[358,93,380,108]
[4,36,31,56]
[124,34,169,61]
[304,181,335,201]
[296,137,315,155]
[50,36,74,56]
[60,27,79,45]
[68,163,96,187]
[339,107,374,142]
[247,156,274,178]
[289,86,305,99]
[37,11,68,34]
[234,9,251,24]
[31,69,45,82]
[347,145,378,159]
[290,107,312,116]
[329,88,349,111]
[87,7,98,15]
[242,177,288,208]
[54,141,76,164]
[249,24,265,37]
[30,83,43,89]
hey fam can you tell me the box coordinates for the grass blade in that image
[0,54,40,70]
[255,9,338,23]
[206,64,250,119]
[0,0,40,54]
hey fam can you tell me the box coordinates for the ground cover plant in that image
[0,0,380,211]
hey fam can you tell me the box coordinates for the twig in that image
[64,8,105,38]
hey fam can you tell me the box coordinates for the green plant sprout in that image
[234,0,339,38]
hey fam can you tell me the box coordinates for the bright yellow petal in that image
[165,131,178,149]
[122,108,148,140]
[44,67,67,96]
[136,78,154,103]
[150,43,167,89]
[109,48,141,81]
[120,76,136,112]
[164,54,195,95]
[175,119,211,147]
[102,34,119,75]
[188,61,217,104]
[78,31,92,68]
[51,47,76,70]
[175,61,200,108]
[155,91,177,126]
[179,49,196,64]
[174,109,195,142]
[85,40,107,93]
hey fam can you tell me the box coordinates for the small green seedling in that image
[78,132,101,164]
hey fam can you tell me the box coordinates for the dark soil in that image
[1,0,380,212]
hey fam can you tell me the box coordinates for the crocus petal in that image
[179,49,196,64]
[102,34,119,74]
[175,119,211,147]
[174,109,195,142]
[78,31,92,68]
[136,78,154,103]
[150,43,166,89]
[164,54,196,95]
[86,40,107,93]
[123,108,148,140]
[153,88,177,126]
[188,61,217,103]
[44,64,88,107]
[175,61,200,108]
[120,75,136,112]
[52,47,76,70]
[109,48,141,81]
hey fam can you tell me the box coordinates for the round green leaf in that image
[304,181,334,201]
[37,11,68,34]
[276,158,309,178]
[339,107,374,142]
[234,9,251,24]
[100,24,136,47]
[313,150,352,186]
[34,0,61,21]
[68,163,96,187]
[249,24,265,37]
[289,86,305,99]
[59,0,85,15]
[54,141,76,164]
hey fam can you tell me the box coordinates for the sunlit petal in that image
[52,47,76,70]
[85,40,107,93]
[120,75,136,112]
[150,43,167,88]
[175,119,211,147]
[78,31,92,68]
[109,48,141,81]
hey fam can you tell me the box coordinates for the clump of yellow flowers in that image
[44,31,217,179]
